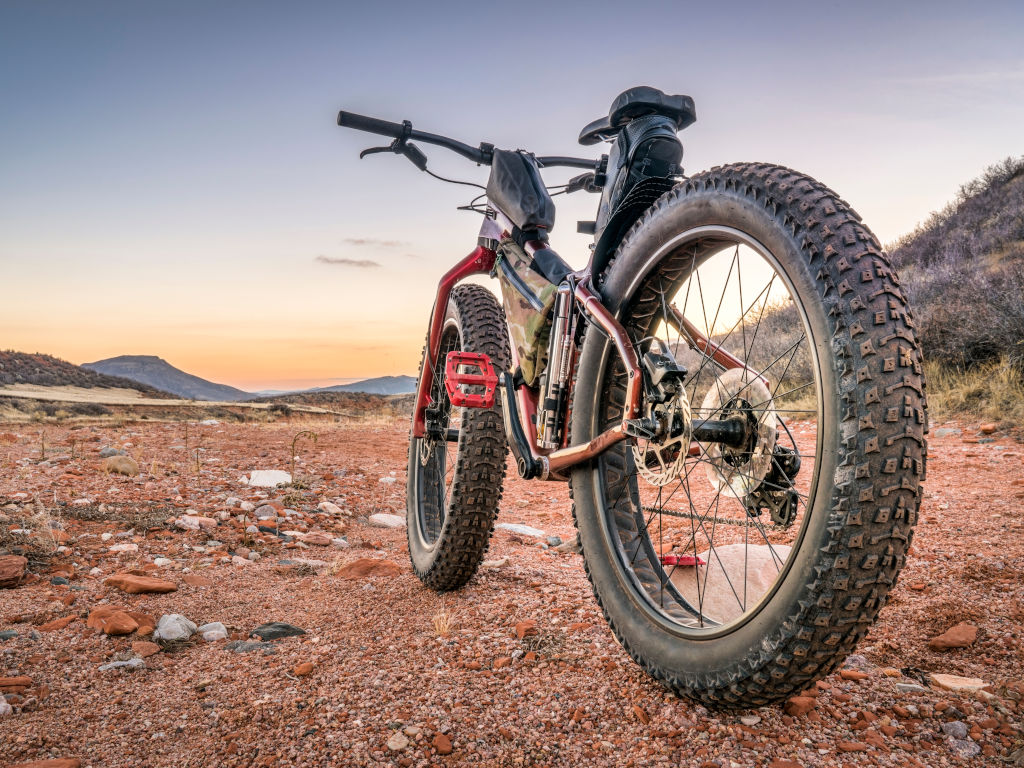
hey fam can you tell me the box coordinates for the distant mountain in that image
[309,375,416,396]
[83,355,251,401]
[0,350,174,397]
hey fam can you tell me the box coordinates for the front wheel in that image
[571,163,926,707]
[407,284,510,591]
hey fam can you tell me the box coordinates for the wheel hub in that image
[699,368,778,499]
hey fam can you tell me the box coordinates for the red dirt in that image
[0,418,1021,767]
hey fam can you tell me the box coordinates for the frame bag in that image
[494,239,557,387]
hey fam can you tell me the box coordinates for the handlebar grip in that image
[336,110,405,138]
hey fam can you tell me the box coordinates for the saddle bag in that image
[493,238,558,387]
[596,114,683,235]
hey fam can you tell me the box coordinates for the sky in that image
[1,0,1022,391]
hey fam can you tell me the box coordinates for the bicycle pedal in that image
[660,554,706,567]
[444,351,498,408]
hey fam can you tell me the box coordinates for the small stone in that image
[335,558,401,580]
[250,622,306,640]
[331,537,349,549]
[0,555,28,588]
[197,622,228,642]
[784,696,817,716]
[481,557,508,568]
[293,662,314,676]
[104,455,140,476]
[933,427,961,437]
[39,616,77,632]
[104,573,177,594]
[928,622,978,650]
[231,556,251,567]
[941,721,968,739]
[108,543,138,553]
[367,513,405,529]
[386,731,409,751]
[836,741,868,752]
[153,614,197,642]
[739,715,761,726]
[299,532,331,546]
[432,732,453,755]
[947,736,981,758]
[840,669,869,681]
[247,550,261,561]
[318,501,347,516]
[895,682,927,693]
[545,535,563,547]
[0,697,12,717]
[514,620,538,640]
[632,704,650,724]
[555,537,582,554]
[928,673,987,692]
[493,656,512,669]
[254,504,278,519]
[91,608,139,636]
[224,640,276,654]
[98,658,145,671]
[132,641,161,658]
[979,423,997,434]
[99,446,126,457]
[153,557,173,567]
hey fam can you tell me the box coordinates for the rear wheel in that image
[407,284,510,591]
[571,163,926,706]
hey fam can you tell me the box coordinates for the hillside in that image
[83,355,251,402]
[0,351,173,397]
[309,374,416,396]
[890,156,1024,370]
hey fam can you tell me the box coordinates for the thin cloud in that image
[342,237,406,248]
[315,255,381,268]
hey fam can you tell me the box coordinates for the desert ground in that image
[1,416,1022,768]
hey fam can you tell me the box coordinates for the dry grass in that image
[0,499,63,566]
[924,357,1024,426]
[431,600,458,638]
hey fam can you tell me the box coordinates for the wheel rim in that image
[414,323,462,548]
[596,225,825,638]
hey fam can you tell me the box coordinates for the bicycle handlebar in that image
[336,109,600,170]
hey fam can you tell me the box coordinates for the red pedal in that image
[444,351,498,408]
[660,554,706,568]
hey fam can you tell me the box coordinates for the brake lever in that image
[565,171,601,194]
[358,119,429,171]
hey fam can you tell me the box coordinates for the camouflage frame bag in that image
[494,239,557,386]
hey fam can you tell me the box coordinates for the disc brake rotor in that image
[632,388,692,487]
[700,368,778,499]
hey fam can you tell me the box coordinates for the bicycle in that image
[336,86,926,707]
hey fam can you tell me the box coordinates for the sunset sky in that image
[2,1,1022,391]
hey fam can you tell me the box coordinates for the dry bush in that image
[432,601,458,638]
[924,357,1024,425]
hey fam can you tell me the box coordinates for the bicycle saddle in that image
[578,86,696,146]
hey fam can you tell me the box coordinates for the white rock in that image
[0,697,12,716]
[740,715,761,726]
[175,516,201,531]
[200,419,219,426]
[154,614,197,642]
[239,501,255,512]
[109,543,139,553]
[101,532,114,542]
[670,543,792,625]
[495,523,547,538]
[929,673,987,693]
[153,557,173,567]
[215,511,230,521]
[386,731,409,751]
[197,622,228,642]
[245,470,292,487]
[318,501,346,516]
[368,513,406,529]
[89,567,102,577]
[378,476,397,484]
[247,551,261,561]
[331,537,349,549]
[71,498,93,507]
[231,555,252,567]
[482,557,509,568]
[225,497,242,507]
[245,525,260,534]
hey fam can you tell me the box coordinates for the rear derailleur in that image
[744,445,801,528]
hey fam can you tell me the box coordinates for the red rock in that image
[0,675,33,693]
[928,622,978,650]
[299,532,331,546]
[840,669,869,681]
[132,641,161,658]
[784,696,817,716]
[465,661,481,671]
[432,733,453,755]
[38,615,77,632]
[335,558,401,579]
[632,703,650,724]
[979,423,997,434]
[129,612,156,636]
[104,573,177,594]
[498,726,513,739]
[493,656,512,669]
[514,620,538,640]
[837,741,868,752]
[182,574,214,587]
[10,761,82,768]
[0,554,28,588]
[86,606,139,635]
[293,662,314,676]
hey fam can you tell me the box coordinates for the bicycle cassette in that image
[699,368,778,499]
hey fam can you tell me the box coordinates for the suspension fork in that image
[412,245,496,439]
